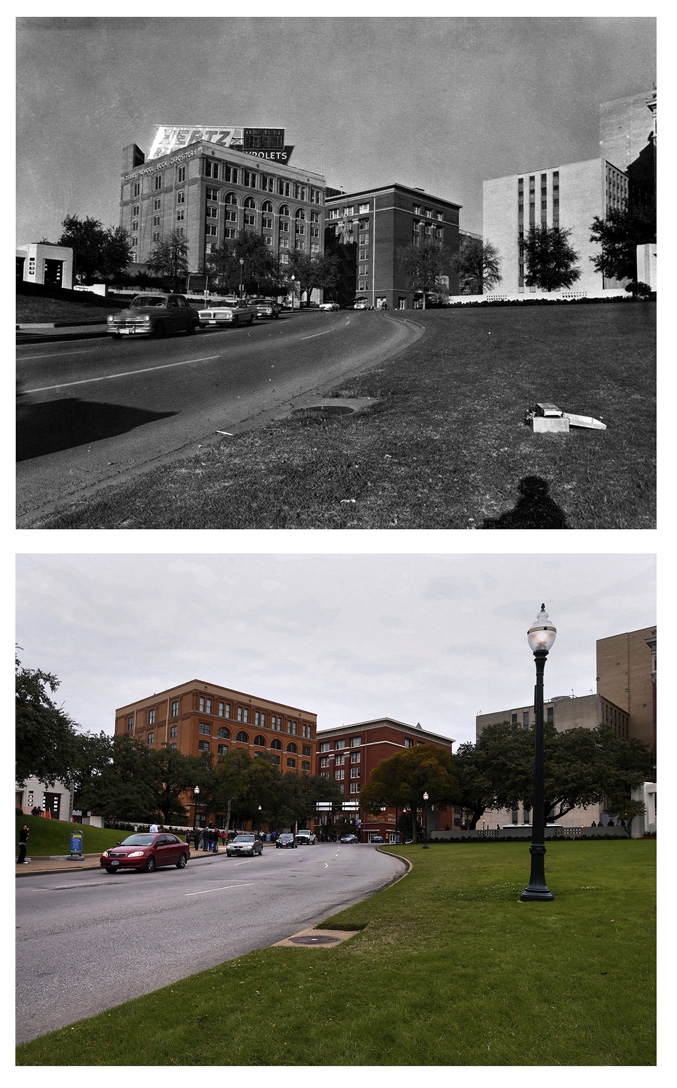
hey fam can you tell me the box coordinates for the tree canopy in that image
[451,237,502,294]
[589,203,656,282]
[397,241,447,306]
[57,215,132,282]
[205,230,282,296]
[15,656,81,787]
[146,229,190,290]
[360,744,461,841]
[523,225,581,291]
[286,250,341,303]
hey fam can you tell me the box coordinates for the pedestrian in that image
[208,826,216,852]
[201,826,209,851]
[17,824,30,864]
[193,826,200,851]
[149,822,159,833]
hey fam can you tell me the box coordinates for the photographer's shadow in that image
[481,476,568,529]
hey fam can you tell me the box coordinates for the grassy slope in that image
[28,303,655,530]
[16,294,124,323]
[16,841,656,1066]
[14,813,172,855]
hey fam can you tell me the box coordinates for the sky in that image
[16,14,656,243]
[14,552,656,749]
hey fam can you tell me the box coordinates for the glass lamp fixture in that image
[527,604,557,653]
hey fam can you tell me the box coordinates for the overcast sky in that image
[15,553,655,749]
[16,14,656,243]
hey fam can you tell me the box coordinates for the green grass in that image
[16,294,124,323]
[15,814,165,856]
[25,302,655,529]
[16,840,656,1066]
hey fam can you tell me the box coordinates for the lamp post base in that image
[520,843,554,902]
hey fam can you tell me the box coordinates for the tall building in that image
[600,90,657,206]
[119,129,326,282]
[115,678,317,776]
[314,717,460,841]
[324,183,461,309]
[483,156,629,296]
[596,626,656,748]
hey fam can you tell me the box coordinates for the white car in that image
[319,301,340,311]
[198,299,257,328]
[295,830,317,845]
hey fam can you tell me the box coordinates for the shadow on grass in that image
[481,475,568,528]
[16,396,177,460]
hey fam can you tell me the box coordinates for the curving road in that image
[15,843,404,1044]
[16,311,422,523]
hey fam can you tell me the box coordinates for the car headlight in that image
[128,851,145,858]
[102,850,110,857]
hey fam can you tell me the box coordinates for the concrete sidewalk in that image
[15,847,234,877]
[16,321,109,344]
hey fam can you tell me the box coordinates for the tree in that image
[206,231,282,296]
[397,240,446,307]
[523,226,581,291]
[146,229,190,291]
[57,214,132,282]
[15,656,80,787]
[360,745,461,843]
[286,250,341,303]
[589,203,656,283]
[451,237,502,294]
[75,734,158,823]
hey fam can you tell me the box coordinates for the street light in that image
[257,804,262,836]
[520,603,557,903]
[422,791,429,849]
[290,274,295,311]
[239,257,245,299]
[193,786,200,826]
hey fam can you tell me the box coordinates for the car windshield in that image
[131,296,166,308]
[233,834,254,842]
[120,834,155,846]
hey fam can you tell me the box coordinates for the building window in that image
[132,182,140,198]
[320,757,329,768]
[287,757,297,769]
[335,769,344,780]
[287,742,298,754]
[350,767,360,779]
[237,707,243,721]
[170,700,179,717]
[319,741,330,752]
[177,166,186,183]
[254,735,266,747]
[236,731,248,743]
[218,744,228,756]
[243,708,249,723]
[271,739,282,751]
[170,724,178,739]
[302,745,311,757]
[154,175,163,191]
[351,751,361,764]
[522,712,529,728]
[350,782,360,794]
[217,727,230,739]
[206,206,218,219]
[225,703,231,718]
[148,709,155,724]
[243,169,257,188]
[302,761,311,772]
[547,706,554,721]
[206,224,217,236]
[198,739,210,752]
[351,736,361,747]
[177,190,185,205]
[199,722,211,735]
[204,159,218,179]
[335,754,344,766]
[147,732,154,745]
[511,713,518,724]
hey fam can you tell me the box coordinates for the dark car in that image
[275,833,297,849]
[227,833,263,857]
[107,293,199,339]
[340,834,358,844]
[100,832,190,874]
[371,835,385,844]
[253,298,281,319]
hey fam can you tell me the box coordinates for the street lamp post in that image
[193,786,200,826]
[257,804,262,836]
[520,604,557,903]
[290,274,295,311]
[239,257,245,299]
[422,791,429,849]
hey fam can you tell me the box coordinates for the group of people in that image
[191,825,226,852]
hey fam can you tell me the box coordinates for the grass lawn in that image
[14,814,170,856]
[16,294,124,323]
[28,302,655,529]
[16,840,656,1066]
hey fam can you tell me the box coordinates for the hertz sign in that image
[148,125,294,164]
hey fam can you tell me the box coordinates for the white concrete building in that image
[16,242,74,290]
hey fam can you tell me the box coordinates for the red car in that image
[100,832,190,874]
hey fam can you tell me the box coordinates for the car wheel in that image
[153,322,166,339]
[105,867,119,874]
[247,315,254,326]
[176,853,187,869]
[110,333,121,340]
[144,856,157,873]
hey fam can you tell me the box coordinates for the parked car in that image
[198,299,257,328]
[371,835,385,844]
[107,293,200,339]
[295,830,317,845]
[299,301,319,309]
[252,298,281,319]
[340,834,358,844]
[100,832,190,873]
[319,301,340,311]
[275,833,297,849]
[227,833,263,857]
[352,298,372,310]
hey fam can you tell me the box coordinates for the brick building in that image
[324,182,461,310]
[314,717,460,841]
[115,680,317,825]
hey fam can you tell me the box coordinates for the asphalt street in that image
[16,843,404,1044]
[16,310,421,523]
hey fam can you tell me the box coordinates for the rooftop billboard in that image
[148,125,293,163]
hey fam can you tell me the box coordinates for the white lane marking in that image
[23,355,223,394]
[19,350,90,361]
[300,328,340,341]
[186,882,254,897]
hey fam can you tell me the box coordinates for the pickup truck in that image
[295,830,317,845]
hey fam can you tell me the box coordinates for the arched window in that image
[244,196,256,209]
[295,209,306,220]
[236,731,249,743]
[254,735,266,747]
[262,200,273,213]
[279,204,290,217]
[225,192,238,205]
[270,738,282,750]
[217,727,230,739]
[287,742,298,754]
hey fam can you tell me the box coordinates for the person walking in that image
[192,826,200,851]
[17,824,30,864]
[201,826,209,851]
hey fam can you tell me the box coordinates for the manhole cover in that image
[292,405,354,418]
[289,935,341,945]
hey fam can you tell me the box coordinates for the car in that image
[275,833,297,849]
[319,301,340,311]
[198,299,257,328]
[107,293,200,339]
[299,301,319,309]
[252,298,281,319]
[295,830,317,845]
[352,297,372,310]
[371,835,385,844]
[340,834,358,844]
[100,832,190,874]
[226,833,263,857]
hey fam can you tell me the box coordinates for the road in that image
[16,310,421,524]
[15,843,404,1044]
